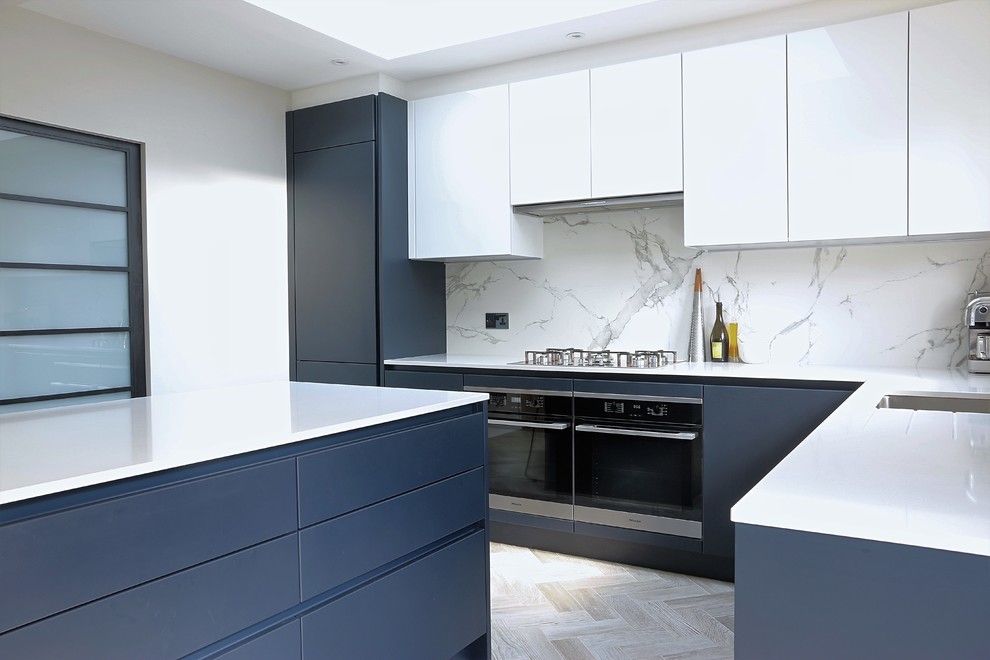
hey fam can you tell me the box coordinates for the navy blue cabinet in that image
[0,405,489,659]
[288,94,445,386]
[702,384,851,559]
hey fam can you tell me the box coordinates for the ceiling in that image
[12,0,822,91]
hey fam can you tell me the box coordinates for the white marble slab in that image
[386,353,990,557]
[0,381,487,505]
[446,206,990,369]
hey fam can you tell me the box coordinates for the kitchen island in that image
[0,381,490,659]
[386,354,990,657]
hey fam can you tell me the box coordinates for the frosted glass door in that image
[787,12,908,241]
[0,117,143,411]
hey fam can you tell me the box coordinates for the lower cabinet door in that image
[302,531,488,660]
[0,535,299,660]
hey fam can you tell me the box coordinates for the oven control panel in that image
[487,391,571,418]
[577,396,702,427]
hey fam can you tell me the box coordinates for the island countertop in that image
[0,381,487,506]
[387,353,990,557]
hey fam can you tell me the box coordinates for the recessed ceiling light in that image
[566,31,586,40]
[330,59,349,66]
[242,0,651,60]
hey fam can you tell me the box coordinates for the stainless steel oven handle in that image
[488,420,571,431]
[574,424,697,441]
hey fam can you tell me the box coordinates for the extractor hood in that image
[512,192,684,217]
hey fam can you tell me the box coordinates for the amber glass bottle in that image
[710,302,728,363]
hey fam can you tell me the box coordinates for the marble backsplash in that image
[446,207,990,368]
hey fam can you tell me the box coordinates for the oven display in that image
[604,401,624,414]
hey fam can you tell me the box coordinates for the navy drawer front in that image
[0,534,300,660]
[296,360,378,386]
[0,459,297,634]
[384,369,464,391]
[297,413,485,527]
[212,621,301,660]
[300,468,485,600]
[573,379,703,399]
[302,530,488,660]
[464,373,572,392]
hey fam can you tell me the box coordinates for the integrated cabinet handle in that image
[574,424,697,441]
[488,420,571,431]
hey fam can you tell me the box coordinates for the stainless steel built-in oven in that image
[465,387,573,520]
[573,392,703,538]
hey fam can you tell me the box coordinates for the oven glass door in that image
[488,418,572,520]
[573,423,701,537]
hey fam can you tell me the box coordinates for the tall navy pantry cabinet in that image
[287,94,445,385]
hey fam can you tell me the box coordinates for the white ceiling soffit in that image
[18,0,819,91]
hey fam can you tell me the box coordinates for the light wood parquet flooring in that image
[490,543,734,660]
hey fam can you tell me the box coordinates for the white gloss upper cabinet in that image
[909,0,990,235]
[787,12,908,242]
[410,86,542,261]
[509,71,591,205]
[590,55,682,198]
[682,36,787,247]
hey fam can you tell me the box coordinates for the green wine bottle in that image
[710,302,728,363]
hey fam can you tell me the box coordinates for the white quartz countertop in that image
[387,354,990,556]
[0,381,487,506]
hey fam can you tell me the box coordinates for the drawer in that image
[0,459,297,634]
[384,369,464,391]
[297,413,485,527]
[573,379,703,399]
[300,468,485,599]
[296,360,378,386]
[0,535,300,659]
[301,531,488,660]
[213,621,301,660]
[464,373,571,393]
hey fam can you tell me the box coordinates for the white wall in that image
[0,8,291,394]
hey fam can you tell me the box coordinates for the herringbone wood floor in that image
[490,543,734,660]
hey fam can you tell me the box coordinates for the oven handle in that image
[574,424,697,441]
[488,419,571,431]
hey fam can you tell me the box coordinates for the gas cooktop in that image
[519,347,678,369]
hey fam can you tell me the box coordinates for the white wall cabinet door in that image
[509,71,591,205]
[787,12,908,241]
[682,36,787,247]
[591,55,682,198]
[410,86,542,261]
[909,0,990,236]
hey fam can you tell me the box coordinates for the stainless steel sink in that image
[877,392,990,414]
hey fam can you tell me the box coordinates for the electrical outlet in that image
[485,313,509,330]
